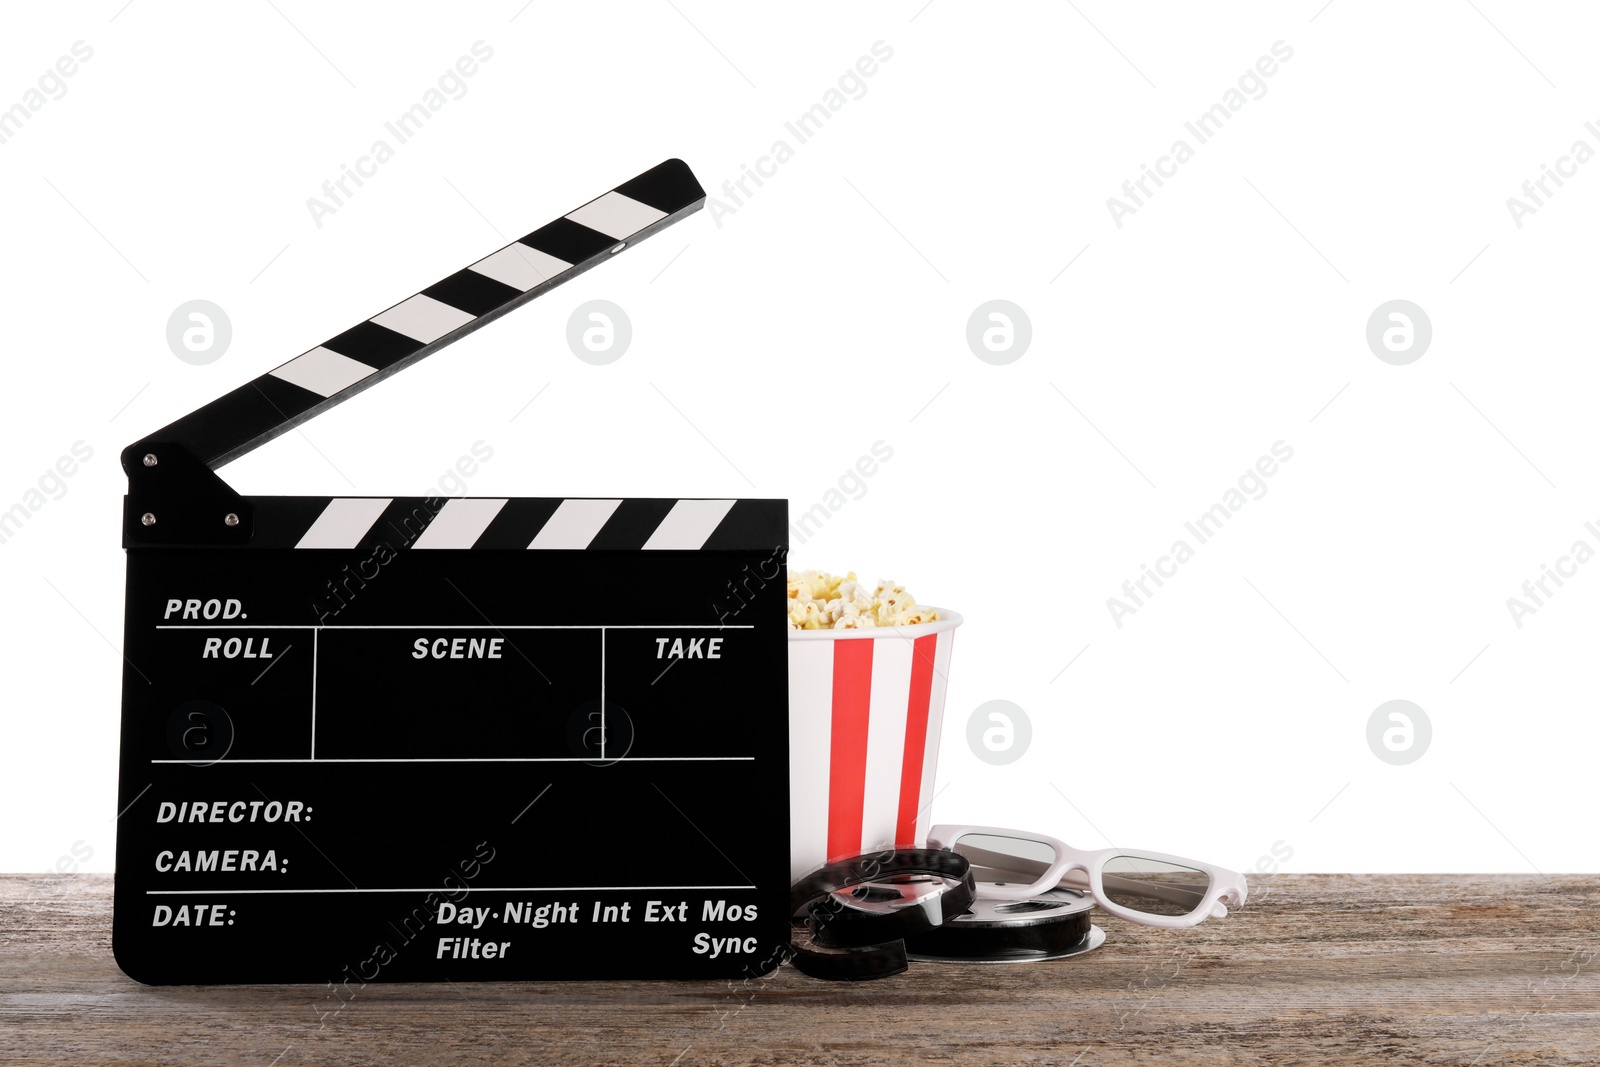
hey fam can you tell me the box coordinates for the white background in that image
[2,1,1596,874]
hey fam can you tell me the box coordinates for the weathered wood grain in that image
[2,874,1597,1065]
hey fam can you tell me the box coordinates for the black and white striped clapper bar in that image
[113,160,791,985]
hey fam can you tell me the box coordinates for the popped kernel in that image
[787,570,938,630]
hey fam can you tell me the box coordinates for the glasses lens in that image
[1100,856,1211,917]
[952,833,1057,887]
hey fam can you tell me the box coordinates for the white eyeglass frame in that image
[927,823,1249,930]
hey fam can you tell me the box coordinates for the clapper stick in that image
[121,159,706,546]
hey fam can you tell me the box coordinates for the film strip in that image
[788,848,976,980]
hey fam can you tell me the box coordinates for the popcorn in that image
[787,570,938,630]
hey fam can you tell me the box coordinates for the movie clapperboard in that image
[113,160,793,984]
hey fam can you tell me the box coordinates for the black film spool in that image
[812,871,977,949]
[901,887,1102,964]
[788,848,976,980]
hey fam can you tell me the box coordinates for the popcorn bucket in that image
[788,610,963,881]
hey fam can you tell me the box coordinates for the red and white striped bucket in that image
[788,610,963,881]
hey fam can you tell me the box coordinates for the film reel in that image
[903,886,1103,964]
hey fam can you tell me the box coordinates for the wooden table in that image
[3,874,1596,1065]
